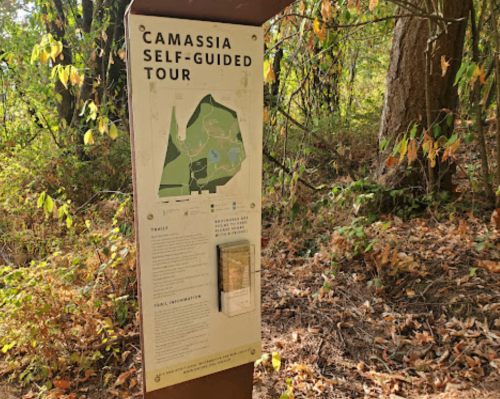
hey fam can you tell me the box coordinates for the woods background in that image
[2,1,500,398]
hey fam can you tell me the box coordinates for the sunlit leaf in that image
[265,62,276,84]
[45,195,53,214]
[40,49,49,65]
[272,352,281,371]
[84,129,94,145]
[59,65,69,89]
[50,41,63,62]
[31,45,40,64]
[313,18,321,36]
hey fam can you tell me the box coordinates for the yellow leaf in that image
[69,67,76,85]
[313,18,321,35]
[398,139,408,161]
[272,352,281,371]
[471,64,481,86]
[84,129,94,145]
[31,45,40,64]
[69,66,83,86]
[74,70,84,87]
[264,62,275,85]
[369,0,379,10]
[50,41,63,62]
[429,142,438,168]
[40,49,49,65]
[59,66,69,89]
[263,60,270,80]
[109,123,118,140]
[98,117,106,134]
[473,64,481,78]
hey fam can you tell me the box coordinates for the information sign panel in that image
[126,14,263,393]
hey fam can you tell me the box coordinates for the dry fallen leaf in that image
[477,260,500,273]
[53,380,71,391]
[114,369,136,387]
[491,209,500,229]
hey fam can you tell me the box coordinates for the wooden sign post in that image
[125,1,294,398]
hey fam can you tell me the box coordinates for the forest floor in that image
[254,201,500,398]
[2,135,500,398]
[2,189,500,399]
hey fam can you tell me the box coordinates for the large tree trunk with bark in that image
[378,0,470,191]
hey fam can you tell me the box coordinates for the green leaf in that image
[455,63,467,85]
[432,124,441,138]
[470,267,478,277]
[474,241,486,251]
[364,238,378,253]
[466,63,477,79]
[409,123,417,140]
[109,123,118,139]
[272,352,281,371]
[446,114,454,127]
[373,278,383,289]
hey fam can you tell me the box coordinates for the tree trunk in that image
[378,0,470,191]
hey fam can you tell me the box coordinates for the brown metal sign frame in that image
[125,1,295,397]
[128,0,295,26]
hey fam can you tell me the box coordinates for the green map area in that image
[158,95,246,197]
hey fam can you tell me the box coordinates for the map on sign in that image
[158,95,246,197]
